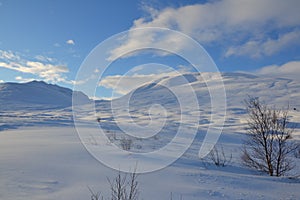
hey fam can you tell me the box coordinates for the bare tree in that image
[241,97,298,176]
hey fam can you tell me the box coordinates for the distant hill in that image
[0,80,90,110]
[100,72,300,135]
[1,73,299,131]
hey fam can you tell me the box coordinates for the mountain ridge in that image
[0,80,90,109]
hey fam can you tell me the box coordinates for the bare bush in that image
[170,192,184,200]
[208,145,232,167]
[120,137,133,151]
[241,97,298,176]
[108,170,138,200]
[89,170,139,200]
[107,132,117,142]
[88,186,103,200]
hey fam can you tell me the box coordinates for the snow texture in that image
[0,74,299,199]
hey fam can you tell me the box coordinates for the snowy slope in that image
[0,80,90,109]
[128,72,300,112]
[0,127,299,200]
[92,72,300,174]
[0,81,90,130]
[0,73,300,200]
[96,72,300,142]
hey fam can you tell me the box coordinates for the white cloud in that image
[108,29,191,61]
[255,61,300,80]
[109,0,300,59]
[0,50,69,83]
[27,61,69,82]
[0,50,20,61]
[35,55,55,62]
[100,74,157,95]
[99,64,191,96]
[69,79,88,85]
[66,39,75,45]
[54,43,61,47]
[226,30,300,58]
[15,76,35,83]
[0,80,4,83]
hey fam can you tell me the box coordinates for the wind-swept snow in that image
[0,73,299,199]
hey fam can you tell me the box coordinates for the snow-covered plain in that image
[0,73,300,199]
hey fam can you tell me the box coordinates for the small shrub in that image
[108,132,117,141]
[89,170,139,200]
[120,137,133,151]
[208,145,232,167]
[88,187,103,200]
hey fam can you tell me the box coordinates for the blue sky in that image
[1,0,300,99]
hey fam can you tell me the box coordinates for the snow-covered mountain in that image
[0,80,91,130]
[93,72,300,158]
[0,80,90,110]
[97,72,300,134]
[1,73,299,131]
[118,72,300,109]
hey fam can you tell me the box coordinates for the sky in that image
[0,0,300,99]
